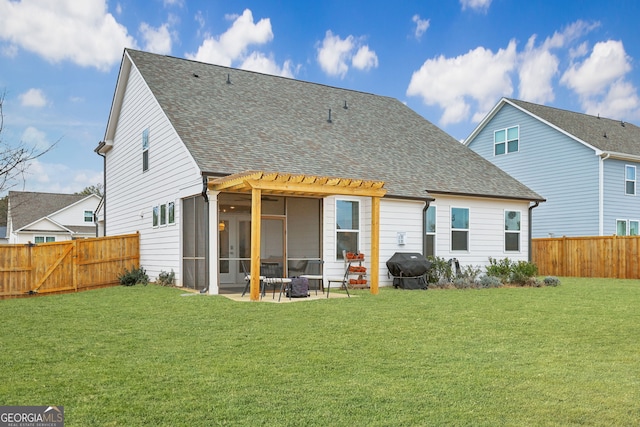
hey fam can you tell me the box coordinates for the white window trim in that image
[625,165,636,195]
[142,128,150,172]
[83,210,94,223]
[335,198,361,260]
[450,206,470,252]
[504,209,521,252]
[34,236,56,243]
[630,220,639,236]
[493,125,519,156]
[425,205,436,257]
[152,205,160,228]
[616,219,628,236]
[168,201,176,225]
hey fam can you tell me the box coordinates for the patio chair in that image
[261,262,284,299]
[301,259,324,295]
[241,260,265,297]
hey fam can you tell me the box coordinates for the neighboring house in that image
[6,191,100,244]
[96,49,543,297]
[466,97,640,238]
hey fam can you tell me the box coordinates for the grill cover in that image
[386,252,432,290]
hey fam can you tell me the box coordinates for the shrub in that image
[479,275,502,288]
[118,266,149,286]
[544,276,561,287]
[485,257,513,283]
[426,256,453,284]
[157,270,175,287]
[510,260,539,285]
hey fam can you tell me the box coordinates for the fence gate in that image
[0,233,140,299]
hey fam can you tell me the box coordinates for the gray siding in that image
[468,104,600,237]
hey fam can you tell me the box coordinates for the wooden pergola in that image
[208,171,387,301]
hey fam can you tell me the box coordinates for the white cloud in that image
[240,52,296,78]
[352,45,378,71]
[21,126,51,151]
[517,35,559,104]
[517,20,601,104]
[0,0,137,71]
[21,159,102,194]
[561,40,639,120]
[140,22,172,55]
[19,88,48,108]
[412,15,430,40]
[460,0,492,13]
[187,9,273,66]
[561,40,631,97]
[316,31,378,78]
[407,41,517,125]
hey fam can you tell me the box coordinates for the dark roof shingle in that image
[9,191,87,230]
[507,98,640,156]
[126,49,542,201]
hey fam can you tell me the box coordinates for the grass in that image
[1,278,639,426]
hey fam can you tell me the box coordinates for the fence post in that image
[72,240,78,292]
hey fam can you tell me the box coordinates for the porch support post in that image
[250,187,262,301]
[207,189,220,295]
[370,196,381,295]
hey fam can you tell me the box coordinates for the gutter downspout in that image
[599,153,610,236]
[202,175,210,293]
[422,198,431,257]
[96,144,106,237]
[528,201,540,262]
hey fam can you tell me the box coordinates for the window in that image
[494,126,519,156]
[617,220,627,236]
[34,236,55,243]
[424,205,436,257]
[617,219,639,236]
[505,210,521,252]
[160,203,167,226]
[625,165,635,195]
[153,205,159,227]
[451,207,469,251]
[142,128,149,172]
[336,199,359,259]
[168,201,175,224]
[84,210,93,223]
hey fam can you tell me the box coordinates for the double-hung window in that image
[625,165,636,195]
[451,207,469,251]
[505,210,521,251]
[424,205,436,257]
[494,126,519,156]
[84,210,93,223]
[142,128,150,172]
[336,199,359,259]
[616,219,639,236]
[35,236,55,243]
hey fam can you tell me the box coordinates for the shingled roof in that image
[124,49,542,201]
[506,98,640,157]
[9,191,88,230]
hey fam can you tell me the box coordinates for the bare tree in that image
[0,91,57,194]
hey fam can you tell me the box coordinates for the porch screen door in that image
[182,195,207,290]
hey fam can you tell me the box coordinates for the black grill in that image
[386,252,432,290]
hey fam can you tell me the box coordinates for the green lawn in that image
[1,278,639,426]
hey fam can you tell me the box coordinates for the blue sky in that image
[1,0,639,196]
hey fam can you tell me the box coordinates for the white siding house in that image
[6,191,100,244]
[98,49,543,298]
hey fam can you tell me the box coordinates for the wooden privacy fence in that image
[532,235,640,279]
[0,233,139,299]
